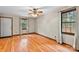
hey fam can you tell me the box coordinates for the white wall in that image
[13,16,20,35]
[36,8,59,41]
[28,18,36,33]
[75,7,79,50]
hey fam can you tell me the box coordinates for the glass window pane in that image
[69,11,76,22]
[61,9,76,34]
[62,13,67,22]
[65,23,71,32]
[72,11,76,22]
[67,12,71,22]
[71,23,75,33]
[21,19,27,30]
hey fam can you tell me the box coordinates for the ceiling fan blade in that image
[38,10,43,13]
[29,9,33,11]
[29,12,32,13]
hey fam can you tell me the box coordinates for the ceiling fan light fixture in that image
[31,14,37,17]
[28,7,44,17]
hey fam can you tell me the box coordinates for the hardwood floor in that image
[0,34,76,52]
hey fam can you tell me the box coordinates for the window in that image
[61,9,76,35]
[21,19,28,30]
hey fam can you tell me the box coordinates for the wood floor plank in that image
[0,34,76,52]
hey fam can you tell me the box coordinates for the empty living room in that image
[0,6,79,52]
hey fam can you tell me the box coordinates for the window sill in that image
[62,32,75,36]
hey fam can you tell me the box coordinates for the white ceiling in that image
[0,6,60,17]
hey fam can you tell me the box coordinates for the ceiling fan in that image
[28,7,43,17]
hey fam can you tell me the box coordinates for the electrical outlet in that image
[55,36,56,39]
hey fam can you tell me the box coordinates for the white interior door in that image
[1,18,12,37]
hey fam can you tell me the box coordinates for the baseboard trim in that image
[34,32,57,42]
[0,32,37,38]
[13,32,36,36]
[13,34,20,36]
[26,32,37,34]
[0,36,12,38]
[76,50,79,52]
